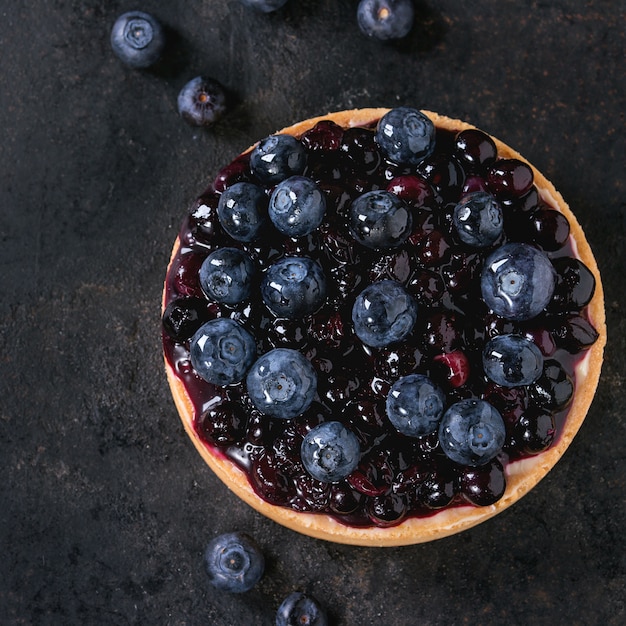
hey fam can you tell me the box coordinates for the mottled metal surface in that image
[1,1,624,624]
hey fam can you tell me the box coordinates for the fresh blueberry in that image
[199,248,256,305]
[261,256,327,318]
[276,592,328,626]
[246,348,317,419]
[217,182,268,242]
[348,190,412,250]
[352,280,418,348]
[453,191,503,247]
[481,243,556,320]
[190,319,256,385]
[386,374,445,437]
[177,76,227,127]
[110,11,165,69]
[439,399,506,466]
[239,0,289,11]
[269,176,327,237]
[204,532,265,593]
[375,107,436,166]
[483,334,544,387]
[301,422,361,483]
[250,134,307,184]
[357,0,415,40]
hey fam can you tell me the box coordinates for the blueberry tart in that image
[162,108,605,546]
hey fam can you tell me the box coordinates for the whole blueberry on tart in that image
[162,108,605,546]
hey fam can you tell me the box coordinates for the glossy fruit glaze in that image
[162,117,599,528]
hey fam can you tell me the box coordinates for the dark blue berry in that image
[177,76,227,127]
[250,134,307,184]
[301,422,360,483]
[276,592,328,626]
[246,349,317,419]
[375,107,436,166]
[386,374,445,437]
[239,0,288,11]
[261,256,326,318]
[481,243,556,320]
[348,190,412,250]
[529,360,574,411]
[190,319,256,385]
[352,280,418,348]
[217,182,268,242]
[269,176,327,237]
[199,248,255,305]
[110,11,165,68]
[453,191,503,247]
[439,399,506,466]
[482,334,543,387]
[357,0,414,41]
[162,297,209,342]
[204,532,264,593]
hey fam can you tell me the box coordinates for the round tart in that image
[162,108,605,546]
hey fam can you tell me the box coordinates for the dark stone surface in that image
[1,1,624,624]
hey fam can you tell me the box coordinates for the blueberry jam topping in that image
[163,110,599,528]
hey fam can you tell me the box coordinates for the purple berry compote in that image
[162,109,605,546]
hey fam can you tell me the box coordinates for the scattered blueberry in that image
[199,248,256,305]
[110,11,165,69]
[162,297,209,342]
[357,0,414,41]
[250,134,307,184]
[301,422,361,483]
[453,191,503,247]
[217,182,268,242]
[482,334,544,387]
[269,176,327,237]
[352,280,418,348]
[481,243,556,320]
[375,107,436,166]
[276,592,328,626]
[190,319,256,385]
[239,0,289,12]
[177,76,227,127]
[439,399,506,466]
[261,256,327,318]
[246,348,317,419]
[386,374,445,437]
[348,190,412,249]
[204,532,265,593]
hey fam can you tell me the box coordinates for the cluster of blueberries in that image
[187,107,559,478]
[205,531,327,625]
[110,2,417,126]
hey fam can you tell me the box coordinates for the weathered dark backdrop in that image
[1,1,624,624]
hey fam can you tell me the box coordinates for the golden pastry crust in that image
[163,109,606,546]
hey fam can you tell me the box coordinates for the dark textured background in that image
[1,1,624,624]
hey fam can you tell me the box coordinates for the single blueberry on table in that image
[352,280,418,348]
[386,374,445,437]
[276,592,328,626]
[250,134,307,184]
[110,11,165,68]
[269,176,327,237]
[357,0,414,41]
[481,242,556,320]
[217,182,268,242]
[483,334,544,387]
[239,0,289,12]
[204,532,264,593]
[177,76,227,127]
[190,318,256,385]
[439,399,506,466]
[246,348,317,419]
[375,107,436,166]
[301,421,361,483]
[199,247,255,305]
[348,189,412,250]
[453,191,503,247]
[261,256,327,318]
